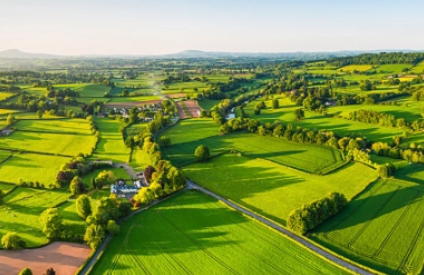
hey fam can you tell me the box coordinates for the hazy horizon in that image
[1,0,424,55]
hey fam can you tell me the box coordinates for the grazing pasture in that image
[92,118,130,163]
[0,131,96,156]
[14,118,93,134]
[0,92,15,101]
[160,118,219,145]
[78,84,111,97]
[183,154,377,225]
[163,132,346,173]
[0,153,69,185]
[338,65,373,72]
[312,178,424,275]
[0,187,70,247]
[90,191,349,275]
[376,64,411,74]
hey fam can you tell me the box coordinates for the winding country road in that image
[186,180,375,275]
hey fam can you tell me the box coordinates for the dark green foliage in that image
[288,192,348,234]
[1,232,26,250]
[18,268,33,275]
[76,195,92,219]
[194,145,210,162]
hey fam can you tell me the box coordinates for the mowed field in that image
[90,191,349,275]
[183,154,377,225]
[0,153,69,185]
[241,97,412,144]
[0,187,70,247]
[312,178,424,275]
[91,118,130,163]
[163,132,346,173]
[159,118,219,144]
[0,130,96,156]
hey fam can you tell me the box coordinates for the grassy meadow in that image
[90,190,349,275]
[312,178,424,275]
[183,154,377,225]
[91,118,130,163]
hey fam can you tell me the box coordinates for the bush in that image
[70,176,84,196]
[1,232,26,250]
[18,268,33,275]
[194,145,210,162]
[76,195,92,219]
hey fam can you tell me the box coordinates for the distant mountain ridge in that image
[0,48,423,60]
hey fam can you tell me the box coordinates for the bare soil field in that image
[165,93,186,99]
[0,242,91,275]
[176,100,201,119]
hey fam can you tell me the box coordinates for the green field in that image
[197,98,221,110]
[0,92,15,101]
[0,130,96,156]
[184,154,377,225]
[78,84,111,97]
[163,132,346,173]
[312,178,424,275]
[92,118,130,163]
[411,61,424,74]
[81,167,130,186]
[241,97,409,144]
[160,118,219,145]
[107,95,161,104]
[14,118,93,134]
[90,190,349,275]
[0,153,70,185]
[395,163,424,185]
[0,187,70,248]
[338,65,373,72]
[377,64,411,74]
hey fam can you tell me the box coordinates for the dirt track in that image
[0,242,91,275]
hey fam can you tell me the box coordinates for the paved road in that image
[186,180,375,275]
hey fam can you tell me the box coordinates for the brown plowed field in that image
[176,100,201,119]
[0,242,91,275]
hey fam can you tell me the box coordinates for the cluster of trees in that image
[219,117,371,152]
[18,267,56,275]
[39,208,83,242]
[83,196,131,249]
[56,157,107,188]
[131,138,186,207]
[349,109,424,131]
[372,141,424,164]
[287,192,348,234]
[329,52,424,66]
[1,232,26,249]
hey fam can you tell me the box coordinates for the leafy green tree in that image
[0,188,4,204]
[272,99,279,109]
[76,195,92,219]
[1,232,25,249]
[160,136,171,147]
[70,176,84,196]
[36,110,43,119]
[84,224,106,249]
[6,114,16,125]
[294,108,305,120]
[95,170,116,189]
[18,268,33,275]
[39,208,63,239]
[194,145,210,162]
[106,220,120,235]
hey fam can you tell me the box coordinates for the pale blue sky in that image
[0,0,423,55]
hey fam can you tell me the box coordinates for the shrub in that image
[1,232,26,250]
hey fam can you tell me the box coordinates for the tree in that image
[36,110,43,119]
[70,176,84,196]
[84,224,106,249]
[194,145,210,162]
[160,136,171,147]
[6,114,16,125]
[95,170,116,189]
[106,220,120,235]
[18,268,33,275]
[76,195,92,219]
[1,232,25,249]
[272,99,279,109]
[294,108,305,120]
[44,268,56,275]
[39,208,63,239]
[0,188,4,204]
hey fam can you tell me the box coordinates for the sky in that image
[0,0,423,55]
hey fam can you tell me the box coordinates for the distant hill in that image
[0,49,62,59]
[0,48,423,60]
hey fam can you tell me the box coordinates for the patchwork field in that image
[183,154,377,225]
[90,190,349,275]
[0,153,69,185]
[160,118,219,144]
[91,118,130,163]
[312,178,424,275]
[163,132,346,173]
[0,130,96,156]
[338,65,373,72]
[0,187,70,247]
[14,118,93,134]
